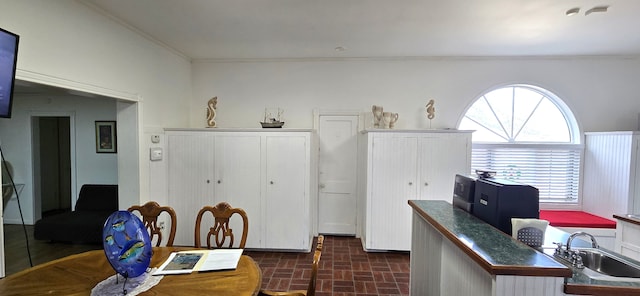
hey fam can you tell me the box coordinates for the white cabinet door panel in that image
[419,134,470,201]
[215,134,262,248]
[368,135,418,251]
[265,135,309,250]
[167,132,215,246]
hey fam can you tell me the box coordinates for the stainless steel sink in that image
[574,248,640,278]
[551,232,640,282]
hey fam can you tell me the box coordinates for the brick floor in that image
[246,236,410,296]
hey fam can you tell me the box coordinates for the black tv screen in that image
[0,27,19,119]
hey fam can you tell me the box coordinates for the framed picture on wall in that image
[95,121,117,153]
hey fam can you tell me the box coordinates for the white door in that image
[318,115,359,235]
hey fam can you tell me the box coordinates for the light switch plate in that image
[150,147,163,161]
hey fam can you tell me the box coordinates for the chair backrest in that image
[516,227,544,247]
[258,235,324,296]
[301,248,322,296]
[306,235,324,296]
[315,235,324,251]
[194,202,248,249]
[511,218,548,248]
[128,201,177,247]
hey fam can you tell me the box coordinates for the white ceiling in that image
[80,0,640,60]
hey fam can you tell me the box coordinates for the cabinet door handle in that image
[424,182,429,186]
[206,180,210,184]
[270,181,274,185]
[408,182,413,186]
[217,180,221,184]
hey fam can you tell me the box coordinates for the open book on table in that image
[152,249,243,275]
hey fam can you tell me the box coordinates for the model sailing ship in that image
[260,108,284,128]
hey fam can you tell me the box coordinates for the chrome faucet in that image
[566,231,599,251]
[553,232,598,269]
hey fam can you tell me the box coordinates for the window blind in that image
[471,144,582,202]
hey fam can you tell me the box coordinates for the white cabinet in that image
[166,129,315,251]
[358,130,472,251]
[615,216,640,261]
[582,131,640,219]
[264,135,311,249]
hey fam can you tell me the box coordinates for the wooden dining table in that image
[0,247,262,296]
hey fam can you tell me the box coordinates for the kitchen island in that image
[409,200,640,296]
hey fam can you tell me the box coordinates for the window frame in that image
[458,84,583,205]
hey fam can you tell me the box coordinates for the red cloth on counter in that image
[539,210,616,229]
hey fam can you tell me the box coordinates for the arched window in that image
[459,84,582,203]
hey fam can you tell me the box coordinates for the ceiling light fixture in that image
[566,7,580,16]
[585,5,609,16]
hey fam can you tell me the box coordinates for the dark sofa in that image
[34,184,118,244]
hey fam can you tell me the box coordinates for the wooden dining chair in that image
[128,201,177,247]
[194,202,248,249]
[258,235,324,296]
[315,235,324,251]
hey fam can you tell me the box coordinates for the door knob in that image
[319,184,326,189]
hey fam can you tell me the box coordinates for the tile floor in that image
[5,225,410,295]
[246,236,410,296]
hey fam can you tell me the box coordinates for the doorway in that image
[317,114,359,235]
[0,79,140,278]
[32,116,72,219]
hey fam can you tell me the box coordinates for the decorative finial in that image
[372,105,383,128]
[206,97,218,128]
[426,99,435,128]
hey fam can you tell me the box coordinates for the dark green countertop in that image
[614,214,640,226]
[408,200,570,277]
[409,200,640,295]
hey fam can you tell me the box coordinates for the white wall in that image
[0,0,636,226]
[191,57,640,132]
[0,0,192,276]
[0,0,192,208]
[0,94,117,224]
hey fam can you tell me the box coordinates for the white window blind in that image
[472,143,582,202]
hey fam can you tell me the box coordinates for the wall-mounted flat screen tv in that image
[0,27,19,119]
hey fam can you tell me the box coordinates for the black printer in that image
[452,174,476,213]
[472,177,539,235]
